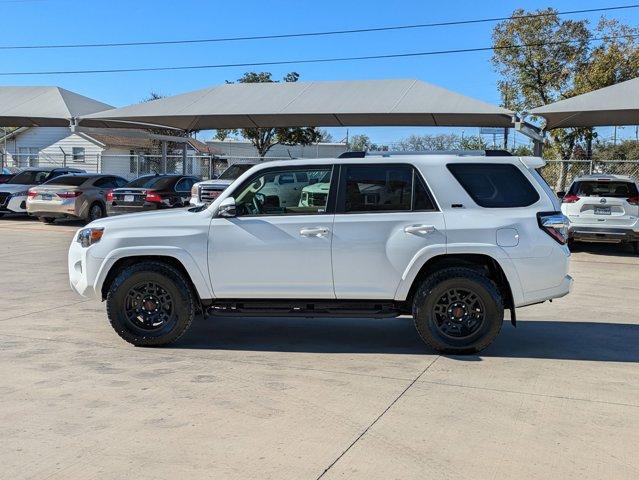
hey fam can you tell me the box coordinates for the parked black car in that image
[106,174,200,216]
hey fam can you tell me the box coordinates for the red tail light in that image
[145,191,163,202]
[537,211,569,245]
[562,194,580,203]
[106,190,114,202]
[57,191,82,199]
[628,196,639,205]
[27,189,37,198]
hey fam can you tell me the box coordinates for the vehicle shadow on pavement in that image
[177,316,639,362]
[570,241,638,258]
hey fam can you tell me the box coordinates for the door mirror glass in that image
[217,197,236,217]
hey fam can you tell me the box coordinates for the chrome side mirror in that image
[217,197,236,217]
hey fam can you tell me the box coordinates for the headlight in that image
[77,227,104,248]
[191,185,199,196]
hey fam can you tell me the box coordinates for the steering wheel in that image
[251,193,265,214]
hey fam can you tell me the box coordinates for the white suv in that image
[68,154,572,354]
[560,174,639,253]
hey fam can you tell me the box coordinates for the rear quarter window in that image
[447,163,540,208]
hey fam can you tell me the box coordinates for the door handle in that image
[300,227,330,237]
[404,224,435,235]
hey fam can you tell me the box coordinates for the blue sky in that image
[2,0,639,144]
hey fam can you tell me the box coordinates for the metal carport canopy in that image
[530,77,639,129]
[79,79,515,130]
[0,86,113,127]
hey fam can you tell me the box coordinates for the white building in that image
[1,127,214,179]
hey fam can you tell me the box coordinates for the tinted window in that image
[45,175,90,186]
[343,165,412,212]
[175,177,195,192]
[447,163,539,208]
[414,175,436,210]
[568,180,638,198]
[219,164,255,180]
[125,176,176,189]
[8,170,50,184]
[94,177,116,188]
[235,167,332,216]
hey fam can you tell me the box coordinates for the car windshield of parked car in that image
[7,170,50,184]
[44,175,90,186]
[568,180,639,198]
[234,167,332,215]
[125,176,175,190]
[219,164,254,180]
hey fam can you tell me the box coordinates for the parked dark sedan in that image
[106,174,200,216]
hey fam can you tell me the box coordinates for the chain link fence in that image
[1,153,290,180]
[539,160,639,192]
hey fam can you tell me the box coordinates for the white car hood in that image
[88,206,206,229]
[195,179,234,189]
[0,183,33,193]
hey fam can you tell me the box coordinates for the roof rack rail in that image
[338,149,512,159]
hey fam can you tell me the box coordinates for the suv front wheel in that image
[413,267,504,354]
[106,261,196,346]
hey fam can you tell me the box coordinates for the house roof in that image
[530,77,639,129]
[0,86,113,127]
[80,79,515,130]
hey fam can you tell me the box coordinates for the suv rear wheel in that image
[39,216,55,224]
[413,267,503,354]
[106,261,196,346]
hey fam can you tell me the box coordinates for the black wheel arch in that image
[404,254,516,325]
[101,256,202,310]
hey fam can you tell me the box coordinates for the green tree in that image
[347,134,372,151]
[491,7,591,163]
[214,72,321,158]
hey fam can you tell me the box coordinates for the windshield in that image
[44,175,90,186]
[125,176,176,189]
[219,164,255,180]
[7,170,50,185]
[569,180,638,198]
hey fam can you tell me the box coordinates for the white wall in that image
[4,127,103,168]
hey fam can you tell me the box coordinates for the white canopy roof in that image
[80,79,515,130]
[0,86,113,127]
[530,77,639,129]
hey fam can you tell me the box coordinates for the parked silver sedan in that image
[27,174,128,223]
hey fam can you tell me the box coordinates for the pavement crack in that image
[0,300,92,322]
[315,355,440,479]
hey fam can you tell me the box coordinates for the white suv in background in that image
[68,153,572,354]
[560,174,639,253]
[190,161,258,207]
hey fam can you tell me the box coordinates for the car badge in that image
[600,198,607,204]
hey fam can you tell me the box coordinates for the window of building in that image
[72,147,85,162]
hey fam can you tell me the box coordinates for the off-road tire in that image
[413,267,504,354]
[39,217,55,224]
[106,261,196,346]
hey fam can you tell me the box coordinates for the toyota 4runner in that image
[68,153,572,354]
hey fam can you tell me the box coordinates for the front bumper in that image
[569,226,639,243]
[0,194,28,213]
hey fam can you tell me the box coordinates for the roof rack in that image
[338,149,512,159]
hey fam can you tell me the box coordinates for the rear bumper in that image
[569,226,639,243]
[27,198,80,218]
[517,274,573,307]
[106,203,163,216]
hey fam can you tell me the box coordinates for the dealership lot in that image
[1,217,638,480]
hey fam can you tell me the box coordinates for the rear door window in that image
[568,180,638,198]
[447,163,540,208]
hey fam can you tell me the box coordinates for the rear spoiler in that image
[518,156,546,169]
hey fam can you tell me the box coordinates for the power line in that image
[0,33,636,77]
[0,4,637,50]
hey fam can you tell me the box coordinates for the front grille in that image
[0,192,10,206]
[199,185,225,203]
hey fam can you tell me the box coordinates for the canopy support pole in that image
[514,117,544,157]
